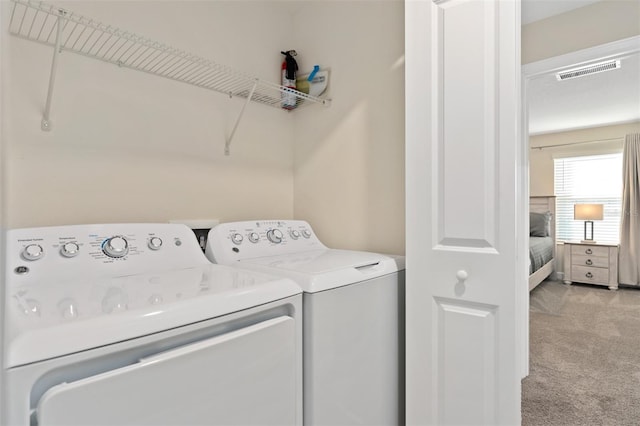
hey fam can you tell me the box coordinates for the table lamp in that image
[574,204,603,243]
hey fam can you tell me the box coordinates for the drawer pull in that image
[586,259,593,265]
[586,272,593,278]
[585,248,593,255]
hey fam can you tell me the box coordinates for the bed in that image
[529,196,556,291]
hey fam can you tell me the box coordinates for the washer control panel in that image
[206,220,326,264]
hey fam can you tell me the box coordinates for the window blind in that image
[553,153,623,244]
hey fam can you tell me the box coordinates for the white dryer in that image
[4,223,302,426]
[206,220,405,426]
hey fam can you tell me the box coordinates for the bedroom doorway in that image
[522,35,640,376]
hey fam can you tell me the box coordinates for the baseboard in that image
[555,271,564,281]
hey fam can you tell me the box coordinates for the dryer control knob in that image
[102,236,129,258]
[22,244,44,261]
[248,232,260,243]
[231,233,244,245]
[301,230,312,239]
[148,237,163,250]
[60,242,80,258]
[267,229,283,244]
[289,230,300,240]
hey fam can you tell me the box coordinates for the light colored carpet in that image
[522,280,640,426]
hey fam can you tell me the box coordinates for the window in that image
[554,153,622,244]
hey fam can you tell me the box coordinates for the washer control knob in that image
[148,237,163,250]
[22,244,44,261]
[301,230,312,239]
[60,242,80,258]
[231,233,244,245]
[102,236,129,258]
[248,232,260,243]
[267,229,284,244]
[289,230,300,240]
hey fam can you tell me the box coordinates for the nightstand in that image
[563,242,618,290]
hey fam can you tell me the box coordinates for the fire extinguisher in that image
[281,50,298,110]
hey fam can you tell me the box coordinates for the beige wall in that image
[3,0,405,255]
[292,0,405,255]
[5,1,296,229]
[522,0,640,64]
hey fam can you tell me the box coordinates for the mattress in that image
[530,236,553,274]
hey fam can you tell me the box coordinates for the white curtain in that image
[619,133,640,286]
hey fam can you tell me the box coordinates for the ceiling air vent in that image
[556,60,621,81]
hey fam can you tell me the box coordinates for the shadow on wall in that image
[292,0,405,255]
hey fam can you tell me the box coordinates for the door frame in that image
[521,34,640,378]
[1,0,7,421]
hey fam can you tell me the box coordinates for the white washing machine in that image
[206,220,405,426]
[4,223,302,426]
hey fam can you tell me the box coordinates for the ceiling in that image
[528,54,640,135]
[522,0,640,135]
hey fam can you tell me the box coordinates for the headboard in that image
[530,196,556,257]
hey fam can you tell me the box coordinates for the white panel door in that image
[405,0,523,425]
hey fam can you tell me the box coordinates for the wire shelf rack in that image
[8,0,329,153]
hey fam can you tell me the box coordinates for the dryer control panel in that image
[7,223,209,283]
[206,220,327,264]
[4,223,301,369]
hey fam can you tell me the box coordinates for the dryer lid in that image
[5,264,300,368]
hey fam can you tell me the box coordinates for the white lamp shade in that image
[574,204,604,220]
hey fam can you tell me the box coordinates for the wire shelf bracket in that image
[225,80,257,156]
[8,0,331,152]
[40,6,65,131]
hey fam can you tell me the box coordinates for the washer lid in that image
[239,249,404,293]
[5,264,300,368]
